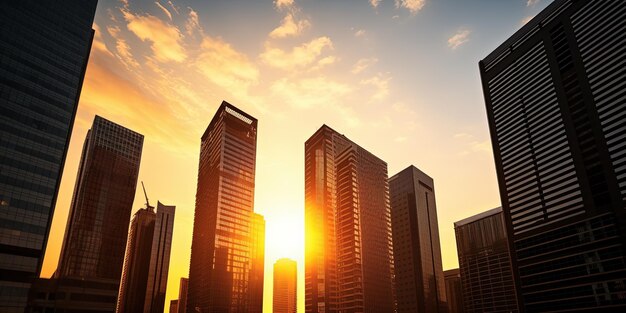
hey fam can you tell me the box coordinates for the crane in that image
[141,181,154,211]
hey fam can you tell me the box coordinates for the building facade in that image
[454,208,518,313]
[304,125,395,313]
[389,165,446,313]
[170,300,179,313]
[27,116,143,312]
[480,0,626,311]
[177,278,188,313]
[117,202,175,313]
[443,269,463,313]
[250,213,266,313]
[274,258,297,313]
[187,101,259,313]
[0,1,97,311]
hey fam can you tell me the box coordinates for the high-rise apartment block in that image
[480,0,626,311]
[117,202,175,313]
[305,125,395,313]
[0,1,97,311]
[389,165,447,313]
[186,101,261,313]
[454,208,518,313]
[274,258,297,313]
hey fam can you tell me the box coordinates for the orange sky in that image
[40,0,551,312]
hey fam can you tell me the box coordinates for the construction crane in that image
[141,181,154,211]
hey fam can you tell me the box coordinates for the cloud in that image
[269,14,310,38]
[354,29,366,37]
[351,57,378,74]
[154,1,172,20]
[527,0,541,7]
[370,0,382,8]
[274,0,294,9]
[107,25,140,68]
[185,7,203,36]
[454,133,492,155]
[270,77,351,109]
[520,15,534,25]
[194,37,259,94]
[122,10,186,62]
[260,36,334,70]
[92,24,113,56]
[167,0,180,14]
[395,0,426,15]
[447,29,470,49]
[360,73,391,100]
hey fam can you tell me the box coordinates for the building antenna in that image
[141,181,154,211]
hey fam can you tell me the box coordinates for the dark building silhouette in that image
[389,165,446,313]
[250,213,266,313]
[117,202,175,313]
[0,1,97,311]
[186,101,259,313]
[305,125,395,313]
[177,278,188,313]
[274,258,297,313]
[480,0,626,311]
[170,300,179,313]
[454,208,517,313]
[27,116,143,312]
[443,269,463,313]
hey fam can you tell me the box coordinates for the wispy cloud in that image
[122,10,186,62]
[527,0,541,7]
[354,29,366,37]
[107,25,139,69]
[454,133,492,155]
[520,15,534,25]
[274,0,294,10]
[260,36,333,71]
[370,0,382,9]
[154,1,172,21]
[185,7,203,36]
[271,77,352,109]
[351,57,378,74]
[166,0,180,14]
[447,29,471,50]
[195,37,259,93]
[395,0,426,15]
[360,72,391,101]
[270,14,310,38]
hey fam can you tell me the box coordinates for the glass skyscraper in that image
[187,101,260,313]
[274,258,297,313]
[27,116,143,312]
[389,165,446,313]
[480,0,626,310]
[0,1,97,311]
[305,125,395,313]
[249,212,266,313]
[117,202,175,313]
[454,208,518,313]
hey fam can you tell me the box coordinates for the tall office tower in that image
[304,125,395,313]
[274,258,297,313]
[117,201,175,313]
[187,101,258,313]
[454,208,518,313]
[443,269,463,313]
[177,278,189,313]
[389,165,446,313]
[0,1,97,311]
[250,213,266,313]
[480,0,626,311]
[26,116,143,312]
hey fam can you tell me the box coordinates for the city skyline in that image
[19,0,571,312]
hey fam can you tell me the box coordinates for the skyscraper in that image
[170,300,179,313]
[250,213,266,313]
[27,116,143,312]
[389,165,446,313]
[187,101,258,313]
[274,258,297,313]
[0,1,97,311]
[454,208,517,313]
[117,201,175,313]
[177,278,188,313]
[304,125,395,313]
[443,269,463,313]
[480,0,626,311]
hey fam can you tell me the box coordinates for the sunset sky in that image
[41,0,552,312]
